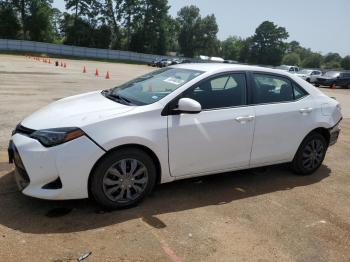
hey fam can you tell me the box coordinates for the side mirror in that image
[176,98,201,114]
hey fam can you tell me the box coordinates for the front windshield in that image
[108,68,203,105]
[324,71,340,77]
[298,69,312,75]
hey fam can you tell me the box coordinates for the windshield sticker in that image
[152,96,158,100]
[163,77,185,85]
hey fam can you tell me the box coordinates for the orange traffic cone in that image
[61,61,63,67]
[64,63,66,68]
[83,66,86,73]
[95,68,99,77]
[105,71,110,79]
[48,59,51,64]
[331,83,336,89]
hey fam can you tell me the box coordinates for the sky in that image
[52,0,350,56]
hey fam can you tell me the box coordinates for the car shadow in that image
[0,163,331,234]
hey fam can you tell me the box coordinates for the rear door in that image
[249,73,314,166]
[168,72,255,177]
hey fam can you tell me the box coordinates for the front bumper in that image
[316,79,333,86]
[329,122,341,146]
[8,134,105,200]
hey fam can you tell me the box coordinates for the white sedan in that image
[296,69,322,83]
[8,64,342,209]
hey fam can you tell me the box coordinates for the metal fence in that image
[0,39,178,63]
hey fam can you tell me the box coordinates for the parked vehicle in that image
[156,58,173,68]
[223,60,238,64]
[276,65,299,73]
[179,59,191,64]
[148,58,161,67]
[9,64,342,209]
[315,71,350,88]
[296,69,322,83]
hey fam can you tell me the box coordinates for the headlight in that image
[30,127,84,147]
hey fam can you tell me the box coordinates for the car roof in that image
[171,63,291,76]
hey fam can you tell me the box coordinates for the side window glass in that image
[183,73,247,110]
[293,83,308,100]
[252,74,294,104]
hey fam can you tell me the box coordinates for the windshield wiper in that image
[102,90,134,105]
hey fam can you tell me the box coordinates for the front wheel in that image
[291,133,327,175]
[90,148,157,210]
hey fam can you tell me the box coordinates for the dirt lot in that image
[0,54,350,261]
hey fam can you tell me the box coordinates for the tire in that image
[315,83,320,87]
[291,132,327,175]
[306,78,310,83]
[90,148,157,210]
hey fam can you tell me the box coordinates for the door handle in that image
[235,115,255,123]
[299,107,313,114]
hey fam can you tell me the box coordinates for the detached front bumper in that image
[8,134,105,200]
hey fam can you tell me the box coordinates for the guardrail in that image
[0,39,178,63]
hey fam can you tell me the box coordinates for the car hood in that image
[21,91,135,130]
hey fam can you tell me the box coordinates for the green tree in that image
[51,8,63,41]
[287,40,301,53]
[102,0,123,49]
[282,52,301,66]
[176,5,201,57]
[165,15,180,53]
[93,23,112,48]
[0,2,21,39]
[11,0,29,39]
[249,21,289,65]
[341,56,350,70]
[25,0,55,42]
[197,14,219,56]
[132,0,170,55]
[323,52,342,64]
[221,36,244,61]
[238,37,252,63]
[177,5,218,57]
[119,0,143,49]
[64,0,101,44]
[323,61,341,69]
[301,53,323,68]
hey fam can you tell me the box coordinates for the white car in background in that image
[276,65,300,73]
[8,64,342,209]
[296,69,322,83]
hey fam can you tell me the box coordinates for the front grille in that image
[12,124,35,136]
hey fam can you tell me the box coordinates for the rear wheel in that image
[315,83,320,87]
[90,148,157,210]
[291,133,327,175]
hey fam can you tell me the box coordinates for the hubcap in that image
[301,139,324,170]
[102,159,148,203]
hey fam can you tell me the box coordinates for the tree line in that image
[0,0,349,69]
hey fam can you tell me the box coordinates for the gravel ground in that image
[0,54,349,262]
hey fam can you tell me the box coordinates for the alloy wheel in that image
[102,158,149,203]
[301,139,325,171]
